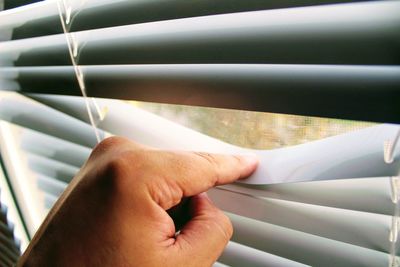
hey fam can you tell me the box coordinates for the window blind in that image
[0,0,400,266]
[0,92,399,266]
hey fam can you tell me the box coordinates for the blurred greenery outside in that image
[130,101,376,150]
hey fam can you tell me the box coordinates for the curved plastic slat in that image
[4,64,400,122]
[19,126,91,168]
[0,204,8,223]
[0,93,103,148]
[0,220,14,239]
[36,174,68,198]
[1,1,399,66]
[219,241,309,267]
[43,193,58,210]
[0,0,366,40]
[0,237,19,261]
[0,233,19,254]
[221,177,396,216]
[26,153,79,183]
[0,244,16,267]
[209,188,394,254]
[228,213,389,267]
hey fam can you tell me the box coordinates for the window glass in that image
[131,101,376,149]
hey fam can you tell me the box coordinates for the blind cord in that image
[56,0,104,144]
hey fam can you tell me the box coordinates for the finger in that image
[92,139,258,211]
[172,193,232,266]
[149,151,258,207]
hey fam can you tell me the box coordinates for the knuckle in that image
[192,152,219,185]
[106,155,129,178]
[149,178,183,210]
[193,152,215,164]
[90,136,129,157]
[232,155,243,165]
[100,150,144,190]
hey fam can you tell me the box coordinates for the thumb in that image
[174,193,231,266]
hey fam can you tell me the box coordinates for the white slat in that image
[228,213,390,267]
[20,127,91,167]
[0,92,103,147]
[43,193,58,210]
[221,177,396,216]
[209,188,393,253]
[1,1,399,65]
[219,241,309,267]
[0,0,367,40]
[3,65,399,94]
[36,173,67,198]
[2,65,398,124]
[26,153,79,183]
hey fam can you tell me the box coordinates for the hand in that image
[18,137,258,267]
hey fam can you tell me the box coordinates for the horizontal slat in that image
[25,153,79,183]
[219,241,309,267]
[209,188,394,254]
[0,220,13,238]
[19,126,91,168]
[0,247,15,266]
[228,213,390,267]
[0,119,68,235]
[0,0,367,41]
[0,220,21,251]
[29,94,400,184]
[43,193,58,210]
[221,177,396,216]
[1,1,399,66]
[0,242,19,266]
[4,64,400,122]
[36,174,67,198]
[0,204,8,223]
[0,234,19,258]
[0,258,11,267]
[0,93,103,147]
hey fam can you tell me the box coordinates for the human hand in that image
[18,137,258,267]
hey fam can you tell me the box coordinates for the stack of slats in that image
[0,195,20,266]
[0,171,21,267]
[0,0,399,122]
[0,93,399,266]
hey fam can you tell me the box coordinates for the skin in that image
[18,137,258,267]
